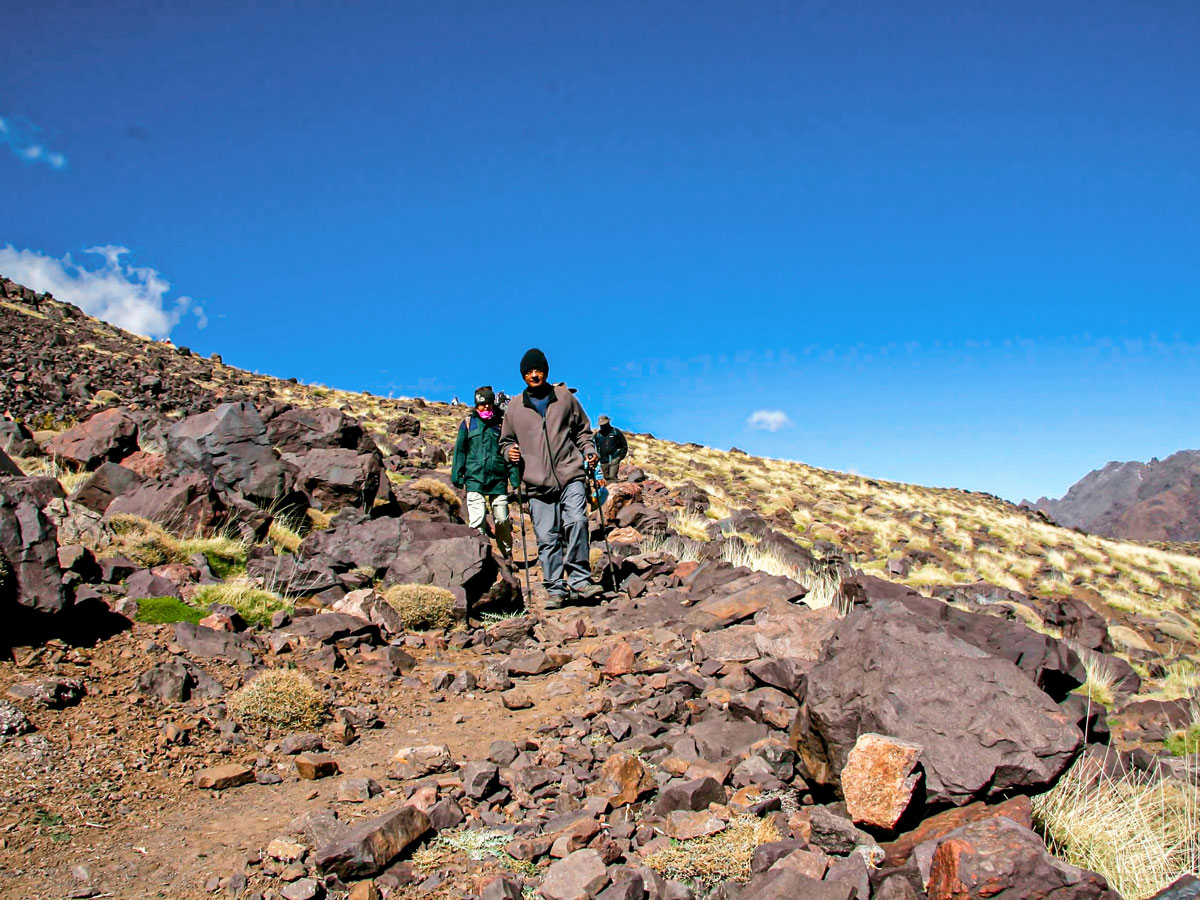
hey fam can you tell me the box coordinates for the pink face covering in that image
[478,408,494,420]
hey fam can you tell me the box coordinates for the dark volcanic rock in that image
[313,804,431,879]
[268,407,376,455]
[69,462,147,514]
[105,471,225,533]
[166,402,287,506]
[791,600,1083,808]
[1,477,70,613]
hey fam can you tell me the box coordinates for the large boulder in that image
[69,461,147,514]
[0,477,70,613]
[44,408,139,470]
[289,448,384,511]
[383,522,499,608]
[267,407,378,456]
[166,402,287,505]
[0,419,40,457]
[105,471,225,532]
[299,513,411,572]
[791,600,1083,808]
[879,582,1086,701]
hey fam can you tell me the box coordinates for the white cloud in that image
[0,244,205,339]
[747,409,792,432]
[0,115,67,169]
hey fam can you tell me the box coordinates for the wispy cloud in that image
[0,244,205,339]
[747,409,792,432]
[0,115,66,169]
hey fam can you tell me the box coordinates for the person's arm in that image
[450,421,468,487]
[572,396,597,461]
[615,429,628,460]
[499,406,520,463]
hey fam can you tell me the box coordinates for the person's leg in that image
[465,491,488,535]
[602,460,619,483]
[489,493,512,559]
[560,479,594,592]
[528,491,566,602]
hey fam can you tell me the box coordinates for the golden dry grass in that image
[383,583,457,630]
[643,816,781,889]
[226,669,327,730]
[1033,754,1199,899]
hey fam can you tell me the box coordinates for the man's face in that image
[523,368,546,389]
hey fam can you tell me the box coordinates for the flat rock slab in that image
[313,804,431,879]
[194,764,255,790]
[539,848,609,900]
[841,733,924,830]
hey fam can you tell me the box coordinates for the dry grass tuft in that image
[411,477,462,511]
[192,576,291,626]
[643,816,781,889]
[305,507,334,530]
[268,518,304,554]
[1033,755,1200,899]
[670,508,713,542]
[383,583,457,630]
[101,514,248,576]
[226,669,327,731]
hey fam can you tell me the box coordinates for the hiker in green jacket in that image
[451,386,513,558]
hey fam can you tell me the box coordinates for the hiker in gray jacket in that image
[500,348,601,609]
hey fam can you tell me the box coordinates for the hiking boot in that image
[545,593,567,611]
[569,582,602,600]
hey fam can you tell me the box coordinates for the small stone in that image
[664,809,726,840]
[280,877,324,900]
[194,764,255,790]
[337,778,382,803]
[281,733,325,755]
[501,689,533,710]
[295,753,340,780]
[266,839,307,862]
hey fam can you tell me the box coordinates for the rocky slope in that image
[2,277,1198,900]
[1028,452,1200,542]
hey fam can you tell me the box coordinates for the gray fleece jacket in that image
[499,384,596,497]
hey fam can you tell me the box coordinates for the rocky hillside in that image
[1028,452,1200,543]
[2,277,1198,900]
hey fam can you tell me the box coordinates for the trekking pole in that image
[510,463,534,610]
[588,463,627,601]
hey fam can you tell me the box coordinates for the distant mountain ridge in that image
[1028,450,1200,541]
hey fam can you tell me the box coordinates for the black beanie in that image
[474,386,495,406]
[520,348,549,376]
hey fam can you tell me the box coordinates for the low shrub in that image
[134,596,205,625]
[383,583,457,630]
[226,669,326,730]
[643,816,781,889]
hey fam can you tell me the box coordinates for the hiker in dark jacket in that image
[594,415,628,483]
[451,386,512,558]
[500,348,600,609]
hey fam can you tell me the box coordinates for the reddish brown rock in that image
[880,796,1033,868]
[539,848,609,900]
[927,816,1116,900]
[312,804,431,879]
[45,408,138,470]
[587,753,655,807]
[296,753,340,780]
[603,640,635,678]
[194,764,254,790]
[841,733,924,830]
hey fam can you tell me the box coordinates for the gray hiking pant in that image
[528,479,590,597]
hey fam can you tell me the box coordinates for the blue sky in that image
[4,0,1198,502]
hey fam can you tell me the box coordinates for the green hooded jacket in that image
[451,411,513,494]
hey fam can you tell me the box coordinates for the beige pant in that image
[466,491,512,557]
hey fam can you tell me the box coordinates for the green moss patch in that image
[135,596,205,625]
